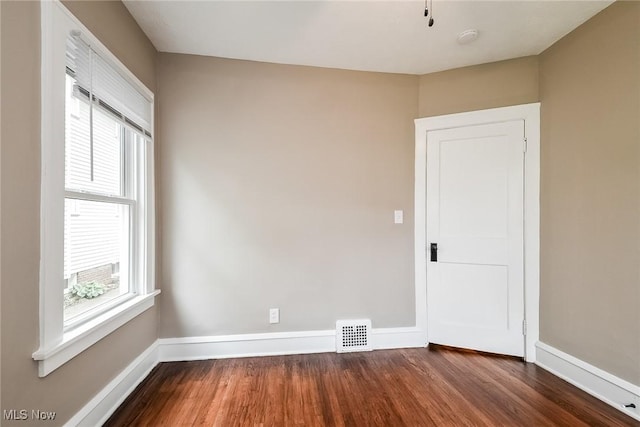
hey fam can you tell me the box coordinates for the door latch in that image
[430,243,438,262]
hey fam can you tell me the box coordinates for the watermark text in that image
[3,409,57,421]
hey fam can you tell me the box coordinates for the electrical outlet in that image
[269,308,280,324]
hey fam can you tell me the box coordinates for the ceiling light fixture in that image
[457,29,479,45]
[424,0,434,27]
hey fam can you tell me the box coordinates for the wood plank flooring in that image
[104,346,638,426]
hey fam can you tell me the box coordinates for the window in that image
[33,1,158,377]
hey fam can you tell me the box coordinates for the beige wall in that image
[539,1,640,384]
[158,54,418,337]
[418,56,539,117]
[0,1,158,424]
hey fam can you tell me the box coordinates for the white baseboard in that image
[158,327,426,362]
[65,327,426,425]
[535,341,640,422]
[158,329,337,361]
[372,327,427,350]
[65,341,159,427]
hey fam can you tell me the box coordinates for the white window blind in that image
[66,33,152,137]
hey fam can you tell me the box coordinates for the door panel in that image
[426,120,525,357]
[439,137,509,238]
[435,263,508,330]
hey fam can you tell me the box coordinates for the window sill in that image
[32,290,160,377]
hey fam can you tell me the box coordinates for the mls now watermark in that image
[3,409,57,421]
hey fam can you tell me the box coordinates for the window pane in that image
[65,74,123,196]
[64,198,130,322]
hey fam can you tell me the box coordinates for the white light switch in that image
[394,210,404,224]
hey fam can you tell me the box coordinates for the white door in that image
[426,120,525,357]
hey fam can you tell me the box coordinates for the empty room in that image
[1,0,638,425]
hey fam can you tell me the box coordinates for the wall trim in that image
[159,329,336,361]
[536,341,640,422]
[158,327,426,362]
[65,341,160,427]
[371,327,427,350]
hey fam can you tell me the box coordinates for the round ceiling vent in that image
[457,29,479,45]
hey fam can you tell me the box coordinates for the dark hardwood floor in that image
[105,346,638,426]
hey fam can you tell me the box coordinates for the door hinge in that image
[523,137,528,153]
[522,320,527,336]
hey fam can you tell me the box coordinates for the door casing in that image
[414,103,540,362]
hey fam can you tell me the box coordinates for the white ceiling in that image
[123,0,613,75]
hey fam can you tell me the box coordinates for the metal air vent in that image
[336,319,372,353]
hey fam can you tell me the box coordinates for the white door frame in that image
[414,103,540,362]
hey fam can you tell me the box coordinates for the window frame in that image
[33,0,159,377]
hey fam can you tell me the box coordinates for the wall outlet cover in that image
[269,308,280,324]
